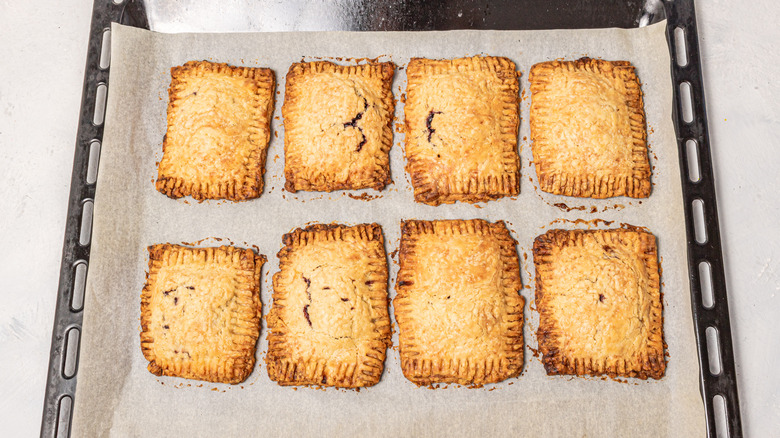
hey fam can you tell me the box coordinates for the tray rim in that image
[40,0,742,437]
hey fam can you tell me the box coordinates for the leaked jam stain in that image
[553,202,587,212]
[301,55,390,65]
[545,218,616,228]
[618,222,650,232]
[548,200,626,213]
[347,192,382,201]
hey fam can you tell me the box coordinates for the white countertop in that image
[1,0,777,435]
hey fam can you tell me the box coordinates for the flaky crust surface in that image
[266,224,391,387]
[156,60,275,201]
[533,228,665,379]
[283,62,395,192]
[404,56,520,206]
[529,58,651,199]
[394,219,524,386]
[140,244,265,384]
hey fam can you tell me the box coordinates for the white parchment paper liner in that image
[73,22,705,437]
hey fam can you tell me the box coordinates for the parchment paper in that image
[73,22,705,437]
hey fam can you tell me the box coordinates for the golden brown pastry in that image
[533,228,665,379]
[394,219,524,386]
[140,244,265,384]
[266,223,391,387]
[404,56,520,206]
[282,62,395,192]
[529,58,651,198]
[156,60,275,201]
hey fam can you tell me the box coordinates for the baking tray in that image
[41,0,741,436]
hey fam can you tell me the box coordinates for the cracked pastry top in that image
[394,219,524,386]
[529,58,651,199]
[140,244,265,384]
[404,56,520,206]
[156,60,275,201]
[533,228,665,379]
[282,61,395,192]
[266,223,391,387]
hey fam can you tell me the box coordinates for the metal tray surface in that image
[42,1,741,436]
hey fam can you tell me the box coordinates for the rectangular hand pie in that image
[404,56,520,205]
[533,228,665,379]
[529,58,651,198]
[282,62,395,192]
[394,219,524,386]
[266,224,391,387]
[140,244,265,384]
[156,60,275,201]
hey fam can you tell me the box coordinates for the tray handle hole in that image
[56,395,73,438]
[699,261,714,308]
[713,394,730,438]
[692,198,708,244]
[62,327,81,378]
[674,27,689,67]
[705,326,723,376]
[99,29,111,70]
[680,81,694,124]
[79,200,94,246]
[686,139,701,182]
[71,261,88,311]
[112,0,125,4]
[93,83,107,126]
[86,140,101,184]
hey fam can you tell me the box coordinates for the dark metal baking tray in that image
[42,0,741,436]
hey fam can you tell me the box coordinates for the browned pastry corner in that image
[404,56,520,205]
[282,61,395,192]
[266,223,391,388]
[533,228,665,379]
[529,58,651,199]
[140,244,265,384]
[156,60,275,201]
[394,219,524,386]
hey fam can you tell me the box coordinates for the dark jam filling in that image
[344,97,369,152]
[426,110,443,143]
[303,275,312,326]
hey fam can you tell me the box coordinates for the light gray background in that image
[0,0,777,436]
